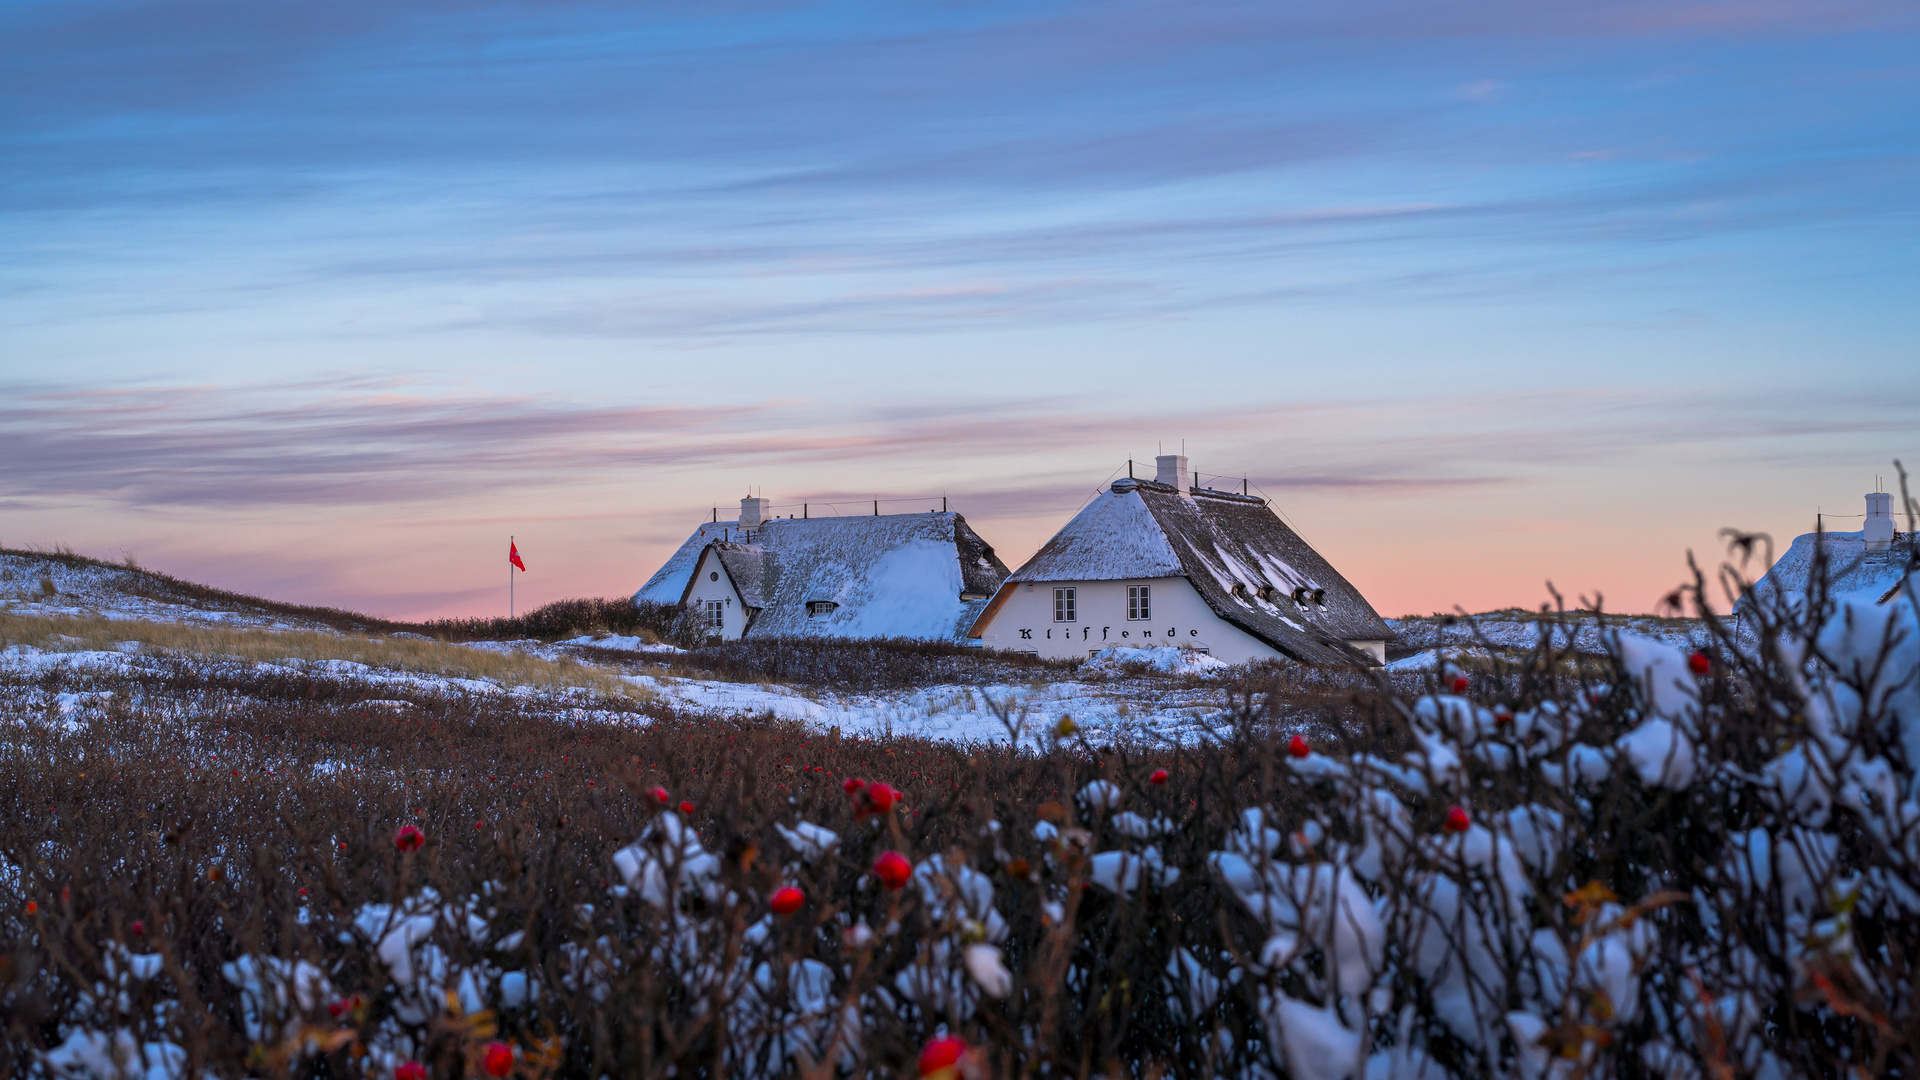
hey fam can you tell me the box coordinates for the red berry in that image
[1493,707,1513,726]
[1450,677,1469,693]
[1444,806,1471,833]
[1148,768,1168,785]
[483,1042,513,1078]
[678,801,694,814]
[647,786,670,806]
[843,777,865,794]
[920,1036,966,1078]
[1687,651,1710,676]
[865,782,898,813]
[770,886,805,915]
[395,1063,427,1080]
[130,920,144,936]
[1288,736,1310,759]
[873,850,912,890]
[25,901,37,915]
[394,826,425,852]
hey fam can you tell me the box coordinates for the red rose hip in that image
[1443,806,1471,833]
[770,886,804,915]
[394,825,425,852]
[1288,736,1310,759]
[873,850,912,889]
[919,1036,966,1078]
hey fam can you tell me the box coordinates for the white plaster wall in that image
[974,576,1285,664]
[684,548,749,640]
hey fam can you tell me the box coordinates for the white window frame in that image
[1053,587,1076,623]
[704,599,726,632]
[1127,585,1151,621]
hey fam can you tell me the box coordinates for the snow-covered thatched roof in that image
[988,478,1391,665]
[1743,530,1919,611]
[635,512,1009,641]
[634,521,735,605]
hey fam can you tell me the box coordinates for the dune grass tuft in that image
[0,611,649,700]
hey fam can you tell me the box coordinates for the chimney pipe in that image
[739,495,770,533]
[1866,491,1895,550]
[1155,453,1190,496]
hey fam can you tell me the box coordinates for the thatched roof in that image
[637,512,1010,641]
[990,478,1390,665]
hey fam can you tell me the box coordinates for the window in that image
[1053,587,1076,622]
[807,600,838,618]
[1127,585,1151,621]
[704,599,726,632]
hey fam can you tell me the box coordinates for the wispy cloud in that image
[7,377,1909,513]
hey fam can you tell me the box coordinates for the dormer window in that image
[1258,585,1278,602]
[807,600,838,618]
[1231,584,1249,601]
[1291,587,1309,606]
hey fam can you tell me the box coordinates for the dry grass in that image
[0,611,649,700]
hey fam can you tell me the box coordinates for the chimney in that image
[1865,491,1894,550]
[1155,454,1190,495]
[739,495,770,534]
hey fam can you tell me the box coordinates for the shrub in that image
[663,636,1076,692]
[422,597,684,644]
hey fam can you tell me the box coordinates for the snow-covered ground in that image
[4,548,1729,752]
[1382,610,1712,673]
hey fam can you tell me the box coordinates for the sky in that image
[3,0,1917,621]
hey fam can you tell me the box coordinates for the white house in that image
[1743,489,1917,611]
[633,497,1010,641]
[968,455,1393,666]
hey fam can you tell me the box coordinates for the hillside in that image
[1,546,408,633]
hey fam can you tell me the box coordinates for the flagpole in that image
[509,534,514,620]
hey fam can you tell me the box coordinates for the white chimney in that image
[739,495,770,533]
[1154,454,1190,495]
[1865,491,1894,550]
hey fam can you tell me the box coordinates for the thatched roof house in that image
[968,455,1391,666]
[635,498,1009,641]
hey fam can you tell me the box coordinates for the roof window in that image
[807,600,838,617]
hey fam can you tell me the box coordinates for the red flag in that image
[509,541,526,572]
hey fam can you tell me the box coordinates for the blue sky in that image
[3,0,1916,617]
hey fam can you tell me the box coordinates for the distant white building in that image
[633,497,1009,642]
[1744,489,1917,610]
[967,455,1392,666]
